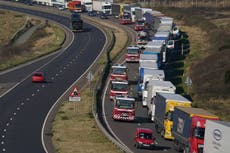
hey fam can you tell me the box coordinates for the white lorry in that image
[81,0,93,12]
[141,69,165,106]
[204,120,230,153]
[93,1,112,15]
[33,0,52,6]
[144,80,176,121]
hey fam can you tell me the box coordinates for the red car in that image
[135,128,155,149]
[32,72,45,83]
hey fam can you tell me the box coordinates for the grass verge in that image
[0,22,65,71]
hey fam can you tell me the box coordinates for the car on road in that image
[99,12,108,19]
[32,72,45,83]
[87,11,97,17]
[135,128,155,149]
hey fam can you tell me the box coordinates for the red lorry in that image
[134,19,145,31]
[112,96,135,121]
[125,46,141,62]
[110,64,127,81]
[120,12,131,25]
[67,0,82,13]
[172,107,219,153]
[110,80,128,100]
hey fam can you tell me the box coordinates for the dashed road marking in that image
[13,113,16,116]
[60,70,62,73]
[55,74,59,76]
[51,77,54,80]
[2,135,5,138]
[10,118,13,121]
[6,123,9,127]
[21,102,24,106]
[1,141,4,145]
[32,93,35,96]
[63,67,66,69]
[26,98,30,101]
[37,89,40,92]
[2,148,6,152]
[3,129,6,132]
[42,85,45,88]
[16,107,20,111]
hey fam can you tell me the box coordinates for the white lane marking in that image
[2,135,5,138]
[66,64,69,67]
[26,98,30,101]
[2,148,6,152]
[63,67,66,69]
[42,21,109,153]
[42,85,45,88]
[60,70,62,73]
[13,113,16,116]
[3,129,6,132]
[51,77,54,80]
[6,123,9,127]
[1,141,4,145]
[55,74,59,76]
[75,56,78,58]
[10,118,13,121]
[32,93,35,96]
[16,107,20,111]
[69,61,72,64]
[37,89,40,92]
[21,102,24,106]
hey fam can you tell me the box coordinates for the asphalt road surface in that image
[0,5,106,153]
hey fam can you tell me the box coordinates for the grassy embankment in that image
[0,10,65,71]
[157,7,230,121]
[51,20,127,153]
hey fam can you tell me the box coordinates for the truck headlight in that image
[198,144,203,148]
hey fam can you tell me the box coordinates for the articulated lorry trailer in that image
[203,120,230,153]
[144,81,176,120]
[154,93,191,140]
[93,1,112,15]
[172,107,219,153]
[70,12,83,31]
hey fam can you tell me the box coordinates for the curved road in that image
[0,5,105,153]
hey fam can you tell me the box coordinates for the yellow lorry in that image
[154,92,191,139]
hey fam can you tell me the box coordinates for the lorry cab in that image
[136,31,149,48]
[112,96,135,121]
[110,80,128,100]
[110,64,127,81]
[135,128,155,149]
[125,46,141,62]
[67,1,82,12]
[134,19,145,31]
[120,12,131,24]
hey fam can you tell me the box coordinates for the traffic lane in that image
[104,61,178,153]
[0,5,70,27]
[0,20,106,152]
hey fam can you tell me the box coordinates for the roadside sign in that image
[86,71,94,81]
[185,76,192,86]
[69,87,81,102]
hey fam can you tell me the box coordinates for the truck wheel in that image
[155,124,160,133]
[160,129,165,138]
[183,146,189,153]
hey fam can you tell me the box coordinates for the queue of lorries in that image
[12,0,230,152]
[106,4,230,153]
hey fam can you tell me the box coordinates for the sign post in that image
[86,71,94,90]
[185,76,192,95]
[69,86,81,113]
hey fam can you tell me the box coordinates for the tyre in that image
[183,146,189,153]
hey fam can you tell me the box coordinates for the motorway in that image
[0,4,106,153]
[102,22,179,152]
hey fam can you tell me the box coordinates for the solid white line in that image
[102,79,131,148]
